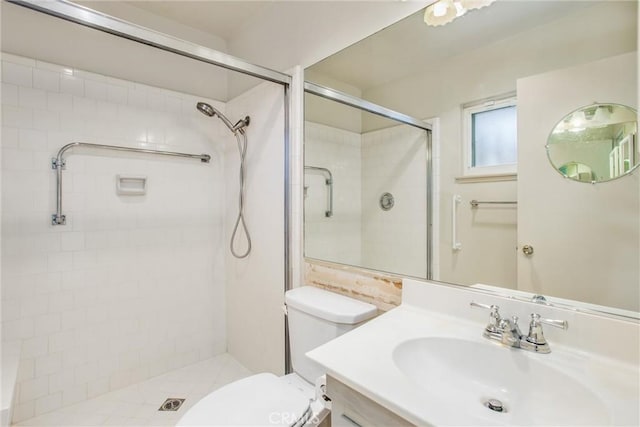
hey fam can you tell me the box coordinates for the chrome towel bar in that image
[51,142,211,225]
[470,200,517,208]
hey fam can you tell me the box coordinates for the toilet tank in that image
[285,286,377,384]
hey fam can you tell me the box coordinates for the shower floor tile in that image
[14,353,252,426]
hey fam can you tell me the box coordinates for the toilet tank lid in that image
[285,286,377,324]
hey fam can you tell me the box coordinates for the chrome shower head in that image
[196,101,235,132]
[196,101,217,117]
[196,101,250,134]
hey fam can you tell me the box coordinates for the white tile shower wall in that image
[361,125,428,278]
[224,81,286,375]
[1,53,228,422]
[304,122,362,266]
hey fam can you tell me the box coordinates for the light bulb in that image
[424,0,458,26]
[433,2,448,17]
[570,111,586,128]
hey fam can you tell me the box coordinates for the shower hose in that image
[231,129,251,258]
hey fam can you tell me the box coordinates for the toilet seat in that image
[177,373,312,427]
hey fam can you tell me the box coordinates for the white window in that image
[462,95,517,176]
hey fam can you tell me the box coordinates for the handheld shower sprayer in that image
[197,101,252,258]
[196,102,250,133]
[196,101,216,117]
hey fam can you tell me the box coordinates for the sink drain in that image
[159,398,185,411]
[484,398,506,413]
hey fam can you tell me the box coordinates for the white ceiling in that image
[123,1,273,41]
[308,1,599,91]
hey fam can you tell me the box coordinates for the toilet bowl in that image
[177,286,377,426]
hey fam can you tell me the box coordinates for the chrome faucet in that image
[499,315,523,347]
[470,302,568,353]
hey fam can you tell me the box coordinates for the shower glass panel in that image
[304,92,431,279]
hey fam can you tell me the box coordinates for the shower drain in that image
[159,398,185,411]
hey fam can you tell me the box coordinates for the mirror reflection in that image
[304,0,639,316]
[304,93,430,278]
[547,104,638,183]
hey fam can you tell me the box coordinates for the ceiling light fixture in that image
[424,0,496,27]
[570,110,587,128]
[591,105,612,125]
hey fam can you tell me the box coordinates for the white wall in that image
[361,124,428,278]
[517,52,639,311]
[224,81,286,375]
[304,122,362,266]
[1,53,228,422]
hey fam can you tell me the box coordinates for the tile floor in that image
[14,353,252,426]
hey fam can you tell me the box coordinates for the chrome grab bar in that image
[304,166,333,217]
[51,142,211,225]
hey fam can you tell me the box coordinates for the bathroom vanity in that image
[328,376,413,426]
[307,279,640,426]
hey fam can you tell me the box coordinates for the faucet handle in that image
[524,313,568,353]
[470,302,501,332]
[470,301,498,312]
[536,314,568,330]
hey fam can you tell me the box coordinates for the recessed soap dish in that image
[116,175,147,195]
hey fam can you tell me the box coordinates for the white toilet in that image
[177,286,377,426]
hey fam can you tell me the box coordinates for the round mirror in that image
[546,103,638,183]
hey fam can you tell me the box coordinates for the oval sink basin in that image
[392,337,610,426]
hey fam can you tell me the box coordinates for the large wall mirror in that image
[304,0,639,317]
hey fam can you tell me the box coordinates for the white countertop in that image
[306,280,640,426]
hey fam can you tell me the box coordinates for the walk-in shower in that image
[197,102,253,258]
[1,2,294,422]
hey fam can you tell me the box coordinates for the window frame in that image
[462,94,518,177]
